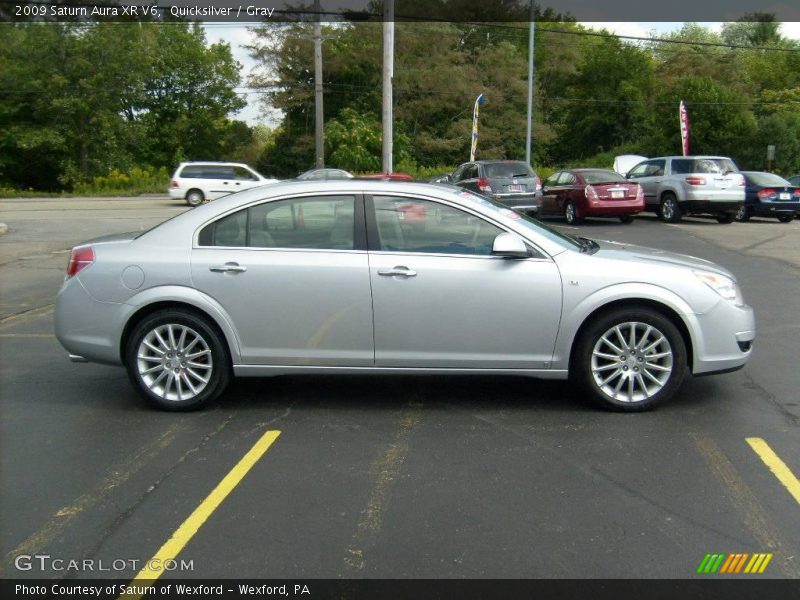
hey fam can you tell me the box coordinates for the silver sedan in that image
[55,180,755,411]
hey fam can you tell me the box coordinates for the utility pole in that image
[313,0,324,168]
[382,0,394,173]
[525,0,535,165]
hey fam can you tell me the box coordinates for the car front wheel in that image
[125,309,231,411]
[716,213,734,224]
[571,307,687,411]
[777,214,794,223]
[660,194,682,223]
[565,201,582,225]
[619,215,634,224]
[735,205,750,222]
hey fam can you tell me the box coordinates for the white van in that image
[169,162,278,206]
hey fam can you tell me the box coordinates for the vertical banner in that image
[470,93,486,162]
[679,100,690,157]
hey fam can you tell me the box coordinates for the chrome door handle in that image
[378,267,417,278]
[209,263,247,273]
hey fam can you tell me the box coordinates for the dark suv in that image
[452,160,542,215]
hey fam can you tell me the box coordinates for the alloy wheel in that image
[590,321,673,403]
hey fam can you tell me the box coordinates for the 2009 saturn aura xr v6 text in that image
[55,180,755,411]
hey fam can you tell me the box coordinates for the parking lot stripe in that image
[2,423,183,574]
[121,429,281,596]
[691,433,799,578]
[746,437,800,506]
[0,333,54,338]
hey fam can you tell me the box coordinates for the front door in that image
[367,195,562,369]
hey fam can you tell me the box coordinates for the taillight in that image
[737,175,745,186]
[685,176,706,186]
[170,179,179,188]
[793,188,800,197]
[757,188,776,200]
[66,246,94,278]
[585,185,599,202]
[635,184,644,202]
[534,176,542,191]
[478,177,492,193]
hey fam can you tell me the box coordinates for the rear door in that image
[190,193,374,366]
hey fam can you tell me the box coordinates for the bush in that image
[73,166,170,195]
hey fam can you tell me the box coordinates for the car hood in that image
[593,239,734,279]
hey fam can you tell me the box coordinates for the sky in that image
[202,22,800,127]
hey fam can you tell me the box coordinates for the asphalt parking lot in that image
[0,196,798,585]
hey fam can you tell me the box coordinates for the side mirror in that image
[492,232,529,258]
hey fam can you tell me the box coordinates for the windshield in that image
[581,170,626,184]
[744,172,790,187]
[672,158,738,175]
[452,189,582,251]
[483,162,534,179]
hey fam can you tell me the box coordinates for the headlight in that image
[693,270,744,306]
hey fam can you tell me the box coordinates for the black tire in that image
[777,214,794,223]
[660,193,682,223]
[734,205,750,222]
[570,307,688,412]
[125,309,231,411]
[186,189,205,207]
[716,213,734,224]
[619,215,634,224]
[565,201,582,225]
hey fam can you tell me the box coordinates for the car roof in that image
[179,161,251,167]
[646,156,732,160]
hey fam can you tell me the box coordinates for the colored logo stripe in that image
[697,553,773,574]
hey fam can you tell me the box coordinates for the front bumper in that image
[690,299,755,375]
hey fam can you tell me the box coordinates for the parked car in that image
[55,180,754,413]
[613,154,648,176]
[787,174,800,187]
[625,156,744,223]
[451,160,542,216]
[736,171,800,223]
[359,172,415,181]
[427,173,453,184]
[541,169,644,224]
[169,162,278,207]
[296,168,353,180]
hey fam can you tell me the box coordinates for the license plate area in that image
[779,193,790,200]
[506,184,524,192]
[610,190,625,199]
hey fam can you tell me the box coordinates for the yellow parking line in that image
[120,430,281,599]
[746,437,800,505]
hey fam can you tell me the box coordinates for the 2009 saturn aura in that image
[55,180,755,411]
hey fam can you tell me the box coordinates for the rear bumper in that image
[168,188,184,200]
[583,199,644,216]
[681,199,743,214]
[493,194,542,213]
[748,200,800,216]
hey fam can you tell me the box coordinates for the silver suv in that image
[626,156,745,224]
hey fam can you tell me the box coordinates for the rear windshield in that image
[580,170,626,184]
[745,172,791,187]
[671,158,738,175]
[483,162,535,179]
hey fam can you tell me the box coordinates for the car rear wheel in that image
[619,215,634,224]
[777,214,794,223]
[660,194,681,223]
[716,213,734,224]
[565,201,582,225]
[735,205,750,222]
[571,307,687,412]
[125,309,231,411]
[186,189,205,207]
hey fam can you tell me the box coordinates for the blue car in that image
[736,171,800,223]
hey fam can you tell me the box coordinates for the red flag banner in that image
[679,100,690,156]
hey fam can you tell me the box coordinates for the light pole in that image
[313,0,324,168]
[382,0,394,173]
[525,0,535,165]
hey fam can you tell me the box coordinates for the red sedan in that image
[541,168,644,224]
